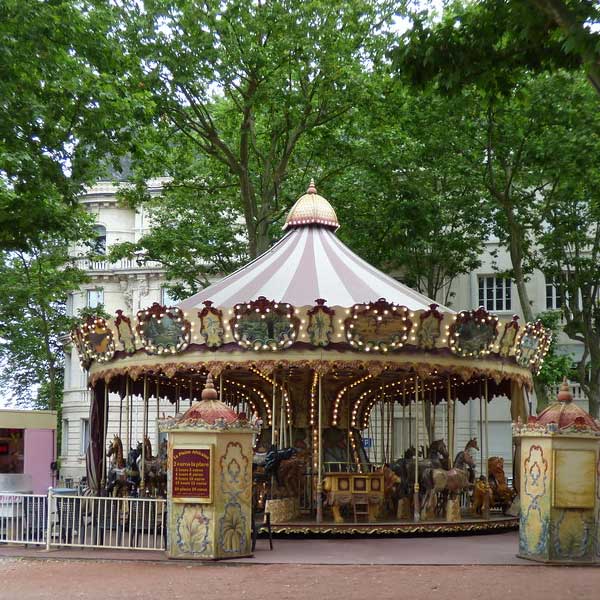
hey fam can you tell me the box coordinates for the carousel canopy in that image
[180,181,448,311]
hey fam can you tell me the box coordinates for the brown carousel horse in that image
[420,440,476,517]
[137,436,167,497]
[454,437,479,485]
[106,435,129,497]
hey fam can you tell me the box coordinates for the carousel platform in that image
[258,514,518,536]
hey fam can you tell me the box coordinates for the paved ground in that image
[0,558,599,600]
[0,531,531,565]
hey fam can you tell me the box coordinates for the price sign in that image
[172,447,212,502]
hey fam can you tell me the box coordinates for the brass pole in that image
[141,375,147,493]
[316,372,323,523]
[479,387,484,476]
[125,377,130,454]
[447,378,453,469]
[156,378,160,446]
[271,374,277,447]
[484,379,489,478]
[414,375,420,522]
[100,383,109,491]
[401,381,406,456]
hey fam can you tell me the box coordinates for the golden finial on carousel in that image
[283,178,339,231]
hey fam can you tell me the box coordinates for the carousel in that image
[72,180,551,535]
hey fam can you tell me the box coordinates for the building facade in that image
[61,180,178,483]
[60,183,585,484]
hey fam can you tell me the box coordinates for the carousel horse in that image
[106,435,128,497]
[420,441,474,517]
[454,437,479,485]
[136,436,165,496]
[389,440,448,503]
[126,445,141,492]
[487,456,516,513]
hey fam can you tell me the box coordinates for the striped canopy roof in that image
[179,185,448,312]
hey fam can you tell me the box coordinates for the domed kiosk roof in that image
[536,379,600,432]
[179,181,449,311]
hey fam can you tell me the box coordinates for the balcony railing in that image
[73,257,165,273]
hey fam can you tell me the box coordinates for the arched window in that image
[92,225,107,255]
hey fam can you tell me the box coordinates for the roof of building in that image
[180,182,448,311]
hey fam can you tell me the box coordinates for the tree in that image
[393,0,599,97]
[120,0,396,258]
[534,311,574,410]
[533,74,600,416]
[0,229,91,410]
[0,0,152,252]
[305,80,491,305]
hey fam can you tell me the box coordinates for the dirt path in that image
[0,558,599,600]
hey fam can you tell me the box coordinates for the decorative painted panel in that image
[198,301,224,348]
[449,307,498,358]
[344,298,412,353]
[230,296,299,351]
[136,303,191,355]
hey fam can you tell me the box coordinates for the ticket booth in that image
[160,374,257,560]
[0,409,57,494]
[514,381,600,564]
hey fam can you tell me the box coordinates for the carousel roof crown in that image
[283,179,340,230]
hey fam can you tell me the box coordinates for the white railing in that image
[0,493,48,546]
[549,381,585,403]
[73,257,165,273]
[0,491,166,552]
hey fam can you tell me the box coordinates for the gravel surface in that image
[1,558,599,600]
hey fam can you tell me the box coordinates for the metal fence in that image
[0,491,166,552]
[0,493,48,546]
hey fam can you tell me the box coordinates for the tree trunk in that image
[505,210,551,411]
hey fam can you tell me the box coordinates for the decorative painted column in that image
[514,380,600,564]
[160,374,257,560]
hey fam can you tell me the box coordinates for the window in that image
[80,419,90,456]
[161,286,177,306]
[478,276,512,311]
[66,293,74,317]
[92,225,107,255]
[61,420,69,456]
[87,288,104,309]
[545,276,562,310]
[546,274,581,310]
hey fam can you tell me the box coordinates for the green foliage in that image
[119,0,397,257]
[392,0,599,97]
[0,0,153,252]
[74,304,112,324]
[0,230,90,410]
[535,311,573,388]
[305,79,491,303]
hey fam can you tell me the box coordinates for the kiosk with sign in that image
[160,374,257,560]
[514,380,600,564]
